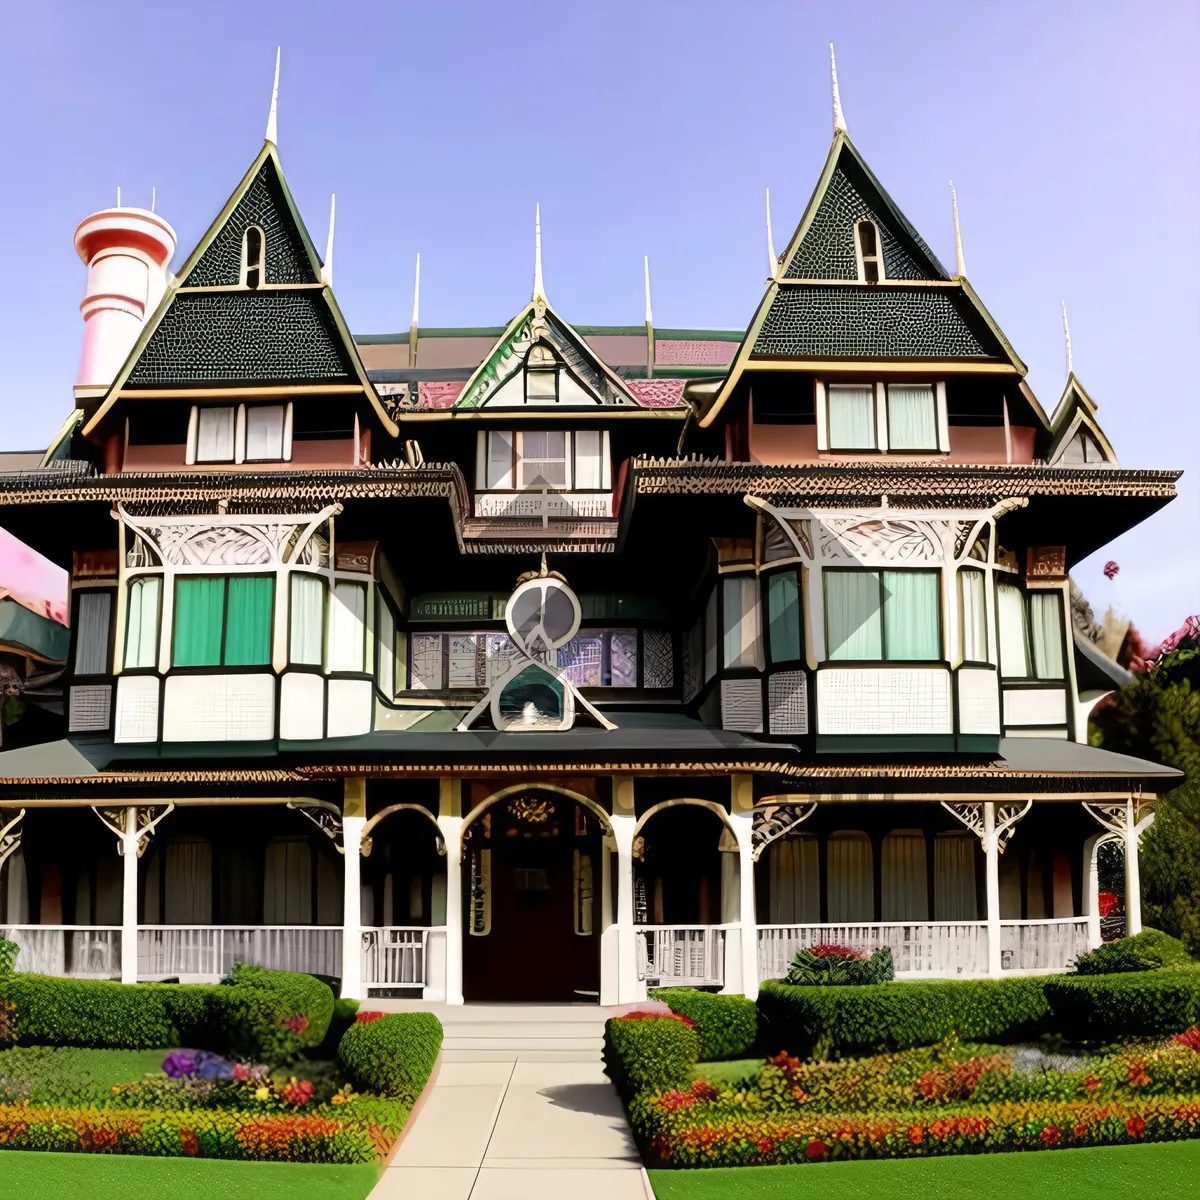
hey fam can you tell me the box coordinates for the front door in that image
[463,794,601,1002]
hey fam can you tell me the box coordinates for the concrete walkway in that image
[372,1057,652,1200]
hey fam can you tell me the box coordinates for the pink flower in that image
[232,1063,250,1082]
[355,1010,385,1024]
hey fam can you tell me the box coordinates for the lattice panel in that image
[162,674,275,742]
[643,630,675,689]
[755,286,998,360]
[68,684,112,732]
[721,679,763,733]
[817,667,952,736]
[114,675,160,743]
[956,668,1000,735]
[768,671,809,735]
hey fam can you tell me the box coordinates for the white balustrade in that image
[1000,917,1091,973]
[136,926,342,981]
[635,925,726,987]
[360,926,431,989]
[757,922,988,979]
[0,925,121,978]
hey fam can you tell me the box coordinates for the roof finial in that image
[830,43,847,134]
[644,255,655,380]
[265,47,280,144]
[151,186,156,213]
[950,181,967,277]
[765,187,778,278]
[1062,300,1073,378]
[116,186,121,209]
[322,193,336,286]
[533,203,545,301]
[643,255,653,325]
[409,252,421,369]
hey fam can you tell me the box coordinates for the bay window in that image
[824,569,941,661]
[827,384,876,450]
[173,575,274,667]
[997,582,1065,680]
[958,568,988,662]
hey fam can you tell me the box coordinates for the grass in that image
[648,1139,1200,1199]
[688,1058,762,1088]
[0,1151,379,1200]
[0,1047,168,1101]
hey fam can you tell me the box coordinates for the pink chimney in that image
[73,205,177,396]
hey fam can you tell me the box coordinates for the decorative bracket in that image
[0,808,25,872]
[940,799,1031,854]
[752,802,818,862]
[92,804,175,858]
[287,800,344,854]
[1084,798,1154,841]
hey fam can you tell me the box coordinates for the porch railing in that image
[0,925,121,979]
[361,926,430,989]
[757,922,989,979]
[1000,917,1091,973]
[635,925,726,987]
[136,926,342,980]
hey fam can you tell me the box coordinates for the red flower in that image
[907,1124,924,1146]
[1040,1125,1061,1146]
[1172,1026,1200,1053]
[757,1137,775,1155]
[1103,561,1119,580]
[232,1062,250,1082]
[280,1078,314,1106]
[806,1138,827,1159]
[356,1010,385,1023]
[1125,1115,1146,1139]
[1083,1073,1101,1093]
[1074,1123,1089,1138]
[180,1128,199,1156]
[810,943,864,960]
[285,1014,310,1034]
[1127,1058,1150,1087]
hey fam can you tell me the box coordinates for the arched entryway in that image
[462,787,608,1002]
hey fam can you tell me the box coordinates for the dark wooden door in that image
[463,796,601,1002]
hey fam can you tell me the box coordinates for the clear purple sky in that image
[1,1,1196,640]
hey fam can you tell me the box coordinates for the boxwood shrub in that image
[338,1011,443,1105]
[603,1014,700,1096]
[226,963,334,1050]
[1074,929,1196,976]
[1044,970,1200,1041]
[649,988,757,1060]
[757,976,1052,1059]
[0,938,17,978]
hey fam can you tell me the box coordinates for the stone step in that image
[445,1033,603,1050]
[440,1046,605,1063]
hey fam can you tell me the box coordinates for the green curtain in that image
[225,576,274,665]
[173,576,225,666]
[1029,591,1065,679]
[883,570,940,660]
[767,572,802,662]
[825,571,882,660]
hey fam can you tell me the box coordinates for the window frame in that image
[72,588,115,678]
[287,570,327,669]
[171,573,276,670]
[884,382,940,453]
[195,406,237,464]
[328,580,371,676]
[957,566,989,665]
[123,576,162,672]
[240,225,266,289]
[822,567,944,664]
[243,404,288,463]
[515,429,572,490]
[764,567,805,667]
[825,382,879,452]
[523,343,561,404]
[854,219,886,283]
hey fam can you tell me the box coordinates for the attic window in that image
[241,226,265,289]
[855,220,885,283]
[525,343,560,403]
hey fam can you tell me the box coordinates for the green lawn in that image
[0,1047,167,1101]
[648,1139,1200,1199]
[0,1152,380,1200]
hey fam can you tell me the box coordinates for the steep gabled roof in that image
[1046,373,1118,465]
[82,142,397,438]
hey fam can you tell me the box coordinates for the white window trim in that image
[874,382,889,452]
[188,403,294,466]
[815,381,828,452]
[853,219,886,283]
[516,430,573,490]
[815,379,949,456]
[824,382,878,452]
[240,225,266,287]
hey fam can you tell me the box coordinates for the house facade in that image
[0,66,1181,1004]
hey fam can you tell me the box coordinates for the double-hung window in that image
[124,577,162,669]
[193,403,290,464]
[196,407,236,463]
[517,431,569,488]
[173,575,274,667]
[886,384,938,451]
[328,582,369,673]
[824,569,941,661]
[826,385,876,451]
[997,582,1064,680]
[958,568,988,662]
[855,221,885,282]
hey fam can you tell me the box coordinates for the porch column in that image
[730,774,759,999]
[437,776,464,1006]
[341,779,367,1000]
[1124,796,1143,937]
[612,774,640,1003]
[984,802,1002,977]
[120,808,140,985]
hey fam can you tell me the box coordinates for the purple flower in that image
[162,1051,197,1079]
[193,1050,233,1082]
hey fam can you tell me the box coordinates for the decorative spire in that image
[533,203,545,301]
[409,252,421,369]
[115,186,121,209]
[765,188,778,278]
[644,255,655,380]
[265,47,280,145]
[321,193,335,286]
[950,181,967,277]
[643,255,653,325]
[151,186,156,214]
[830,43,847,134]
[1062,300,1073,378]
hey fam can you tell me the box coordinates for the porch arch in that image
[362,803,444,855]
[461,782,614,840]
[633,797,735,840]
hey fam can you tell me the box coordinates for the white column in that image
[438,771,464,1006]
[730,774,759,998]
[341,815,365,1000]
[1082,833,1103,950]
[120,807,139,985]
[1124,796,1142,937]
[611,813,639,1003]
[983,802,1002,977]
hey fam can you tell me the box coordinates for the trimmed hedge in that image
[650,989,757,1061]
[0,938,17,977]
[1075,929,1196,976]
[1044,970,1200,1041]
[338,1012,443,1105]
[784,946,894,987]
[757,977,1051,1059]
[227,963,334,1050]
[603,1015,700,1096]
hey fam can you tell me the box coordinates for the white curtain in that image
[958,569,987,662]
[827,385,875,449]
[264,838,312,925]
[769,836,820,923]
[245,405,285,460]
[3,850,29,923]
[825,571,882,660]
[163,839,213,925]
[74,592,112,675]
[328,582,366,672]
[722,575,763,669]
[882,571,940,660]
[377,601,395,697]
[934,833,977,920]
[197,407,235,461]
[997,583,1030,677]
[1029,592,1065,679]
[882,830,929,921]
[574,430,602,489]
[887,385,937,450]
[827,832,873,922]
[289,573,326,665]
[125,578,161,669]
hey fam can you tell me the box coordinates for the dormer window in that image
[188,402,292,464]
[478,430,611,494]
[855,220,884,283]
[525,343,560,403]
[241,226,265,289]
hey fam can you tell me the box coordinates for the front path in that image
[372,1058,651,1200]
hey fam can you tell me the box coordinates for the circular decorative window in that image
[505,576,581,657]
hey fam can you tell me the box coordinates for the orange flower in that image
[1074,1123,1088,1138]
[1125,1115,1146,1139]
[181,1128,199,1156]
[1083,1074,1101,1093]
[907,1124,924,1146]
